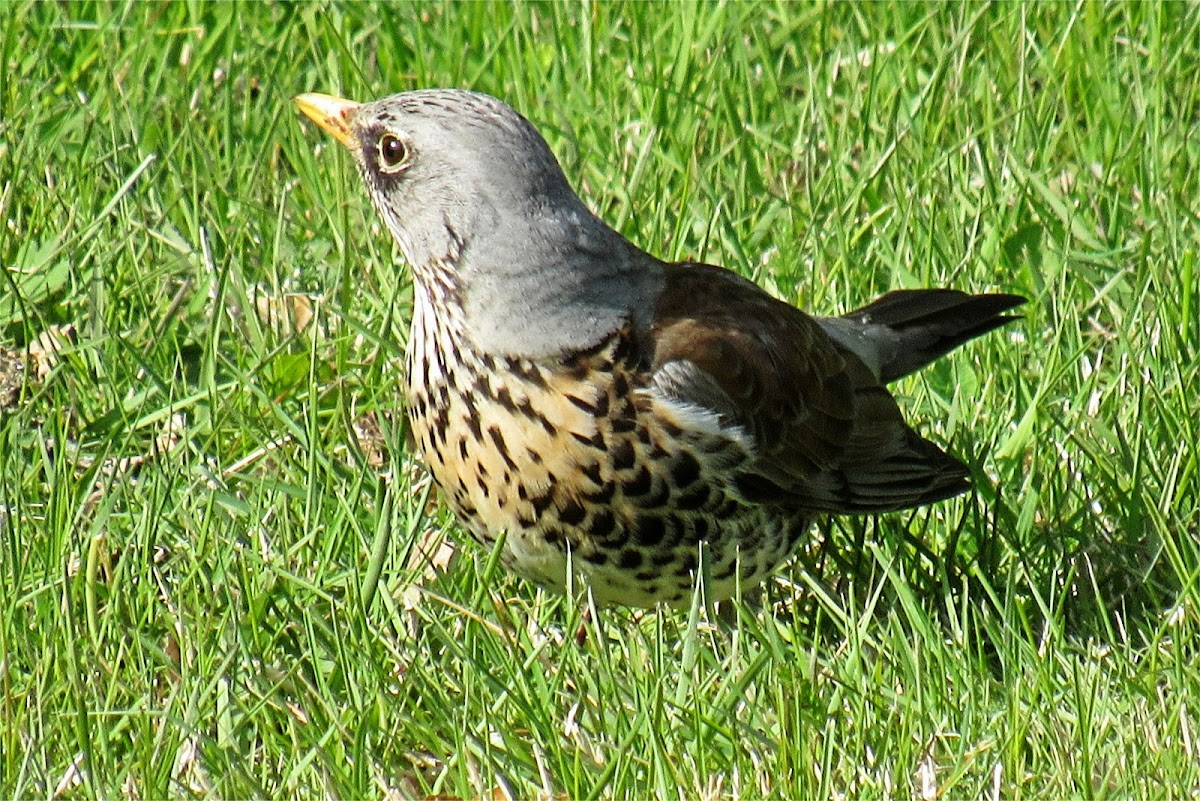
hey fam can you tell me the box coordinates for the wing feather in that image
[645,262,969,513]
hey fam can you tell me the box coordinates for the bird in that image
[294,89,1024,608]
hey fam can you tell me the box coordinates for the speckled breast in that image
[403,297,812,606]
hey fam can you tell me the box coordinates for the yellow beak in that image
[294,93,361,149]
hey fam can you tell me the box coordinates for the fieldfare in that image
[295,89,1023,607]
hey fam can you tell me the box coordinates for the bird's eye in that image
[377,134,410,173]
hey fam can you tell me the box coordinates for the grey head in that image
[296,89,663,359]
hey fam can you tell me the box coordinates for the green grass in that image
[2,1,1198,798]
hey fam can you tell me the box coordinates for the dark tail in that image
[832,289,1026,383]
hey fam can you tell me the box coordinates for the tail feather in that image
[822,289,1025,384]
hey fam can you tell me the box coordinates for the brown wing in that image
[645,262,969,513]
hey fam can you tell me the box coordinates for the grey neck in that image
[451,198,664,361]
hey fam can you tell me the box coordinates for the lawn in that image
[2,1,1198,798]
